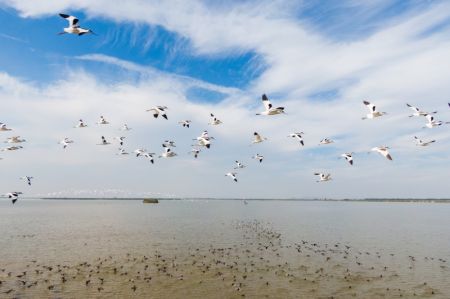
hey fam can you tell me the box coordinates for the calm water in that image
[0,199,449,298]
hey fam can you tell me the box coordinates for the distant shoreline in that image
[39,197,450,203]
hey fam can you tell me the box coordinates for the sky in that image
[1,0,450,199]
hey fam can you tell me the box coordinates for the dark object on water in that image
[143,198,159,204]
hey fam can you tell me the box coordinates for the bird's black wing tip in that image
[59,13,69,18]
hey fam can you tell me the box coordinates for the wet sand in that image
[1,219,448,298]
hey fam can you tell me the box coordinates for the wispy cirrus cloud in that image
[1,1,450,198]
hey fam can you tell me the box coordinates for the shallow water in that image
[0,200,449,298]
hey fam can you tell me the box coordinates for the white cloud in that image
[1,1,450,198]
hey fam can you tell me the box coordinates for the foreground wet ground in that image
[1,219,448,298]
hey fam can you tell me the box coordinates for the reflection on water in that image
[0,200,449,298]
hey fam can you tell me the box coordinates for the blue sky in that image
[1,0,450,198]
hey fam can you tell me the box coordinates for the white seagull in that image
[159,146,177,158]
[20,176,33,186]
[252,154,264,163]
[97,136,111,145]
[178,120,191,128]
[117,148,129,155]
[2,146,23,151]
[252,132,267,144]
[120,124,132,131]
[288,132,305,146]
[256,94,285,115]
[414,136,436,147]
[362,100,387,120]
[0,123,12,132]
[74,119,88,128]
[319,138,334,145]
[96,116,109,125]
[340,153,354,165]
[314,173,332,182]
[189,148,201,158]
[406,103,437,117]
[209,113,223,125]
[143,152,156,164]
[193,130,214,149]
[134,149,147,157]
[146,106,168,120]
[58,13,96,36]
[7,192,23,204]
[5,136,26,143]
[59,138,74,149]
[115,136,126,146]
[370,146,393,161]
[225,172,238,182]
[234,161,246,169]
[162,140,176,148]
[423,114,450,129]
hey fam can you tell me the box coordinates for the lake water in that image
[0,199,449,298]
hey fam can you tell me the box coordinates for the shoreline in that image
[36,197,450,203]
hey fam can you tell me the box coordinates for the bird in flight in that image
[414,136,436,147]
[362,100,387,120]
[370,146,393,161]
[256,94,285,115]
[406,103,437,117]
[340,153,354,165]
[209,113,223,125]
[288,132,305,146]
[146,106,168,120]
[20,176,34,186]
[58,13,96,36]
[225,172,238,182]
[314,173,332,182]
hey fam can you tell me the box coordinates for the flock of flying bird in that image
[1,14,450,203]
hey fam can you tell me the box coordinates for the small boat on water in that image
[143,198,159,204]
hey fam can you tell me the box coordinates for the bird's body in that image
[117,148,129,155]
[2,146,23,151]
[362,101,387,120]
[414,136,435,147]
[97,136,111,145]
[146,106,168,120]
[5,136,26,143]
[406,103,437,117]
[74,119,87,128]
[59,138,74,149]
[134,149,146,157]
[20,176,33,186]
[0,123,12,132]
[179,120,191,128]
[162,140,176,148]
[314,173,332,182]
[252,154,264,163]
[189,148,201,158]
[159,146,177,158]
[340,153,354,165]
[256,94,285,115]
[252,132,267,144]
[209,113,222,125]
[288,132,305,146]
[371,146,393,161]
[424,114,450,128]
[115,137,125,146]
[96,116,109,125]
[234,161,246,169]
[58,14,95,36]
[225,172,238,182]
[143,152,155,163]
[120,124,131,131]
[7,192,22,204]
[319,138,334,145]
[193,131,214,149]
